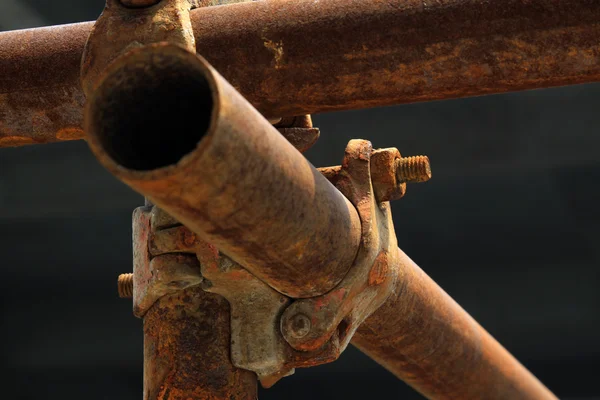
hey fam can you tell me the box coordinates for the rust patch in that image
[0,136,37,147]
[368,251,389,287]
[262,37,284,69]
[144,287,257,400]
[56,127,85,140]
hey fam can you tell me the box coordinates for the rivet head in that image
[286,314,312,339]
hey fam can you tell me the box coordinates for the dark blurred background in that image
[1,1,599,399]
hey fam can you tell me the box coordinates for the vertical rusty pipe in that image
[352,248,557,400]
[139,5,260,398]
[85,43,361,298]
[143,286,257,400]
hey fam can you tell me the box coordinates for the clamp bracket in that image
[128,139,429,386]
[81,0,196,97]
[280,140,400,352]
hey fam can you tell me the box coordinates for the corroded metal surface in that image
[134,252,203,318]
[276,116,320,154]
[85,44,361,298]
[199,244,295,387]
[139,207,348,389]
[132,206,202,317]
[131,139,555,399]
[283,140,555,399]
[2,0,600,147]
[81,0,196,97]
[396,156,431,184]
[277,127,320,153]
[136,204,258,400]
[318,147,430,203]
[281,140,399,353]
[0,22,89,147]
[120,0,163,8]
[143,286,257,400]
[196,0,600,117]
[352,248,557,400]
[199,244,346,389]
[117,273,134,298]
[369,148,407,202]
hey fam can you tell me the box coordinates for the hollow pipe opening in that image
[86,44,215,171]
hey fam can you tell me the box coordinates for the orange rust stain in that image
[182,229,197,247]
[226,269,250,281]
[0,136,37,147]
[314,288,347,311]
[368,251,389,286]
[56,127,85,140]
[195,242,220,272]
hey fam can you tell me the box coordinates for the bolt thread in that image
[118,273,134,298]
[396,156,431,183]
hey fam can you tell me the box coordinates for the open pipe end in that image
[85,43,217,174]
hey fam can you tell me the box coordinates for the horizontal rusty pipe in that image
[351,248,557,400]
[0,23,89,147]
[85,44,361,298]
[2,0,600,147]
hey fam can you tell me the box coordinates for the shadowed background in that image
[0,1,598,399]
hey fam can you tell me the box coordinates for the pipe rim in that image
[85,42,221,181]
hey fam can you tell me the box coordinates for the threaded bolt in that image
[118,273,134,298]
[396,156,431,183]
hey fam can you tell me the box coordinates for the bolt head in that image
[286,313,312,339]
[370,148,406,202]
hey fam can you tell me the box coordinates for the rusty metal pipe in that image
[85,43,361,298]
[2,0,600,147]
[144,286,257,400]
[0,22,89,147]
[352,247,557,400]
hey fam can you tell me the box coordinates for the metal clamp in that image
[81,0,196,97]
[196,139,430,384]
[129,206,345,387]
[124,138,430,386]
[280,139,401,352]
[198,244,342,388]
[131,206,203,318]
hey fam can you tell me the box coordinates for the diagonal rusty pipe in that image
[86,43,556,400]
[2,0,600,147]
[353,248,557,400]
[86,43,361,299]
